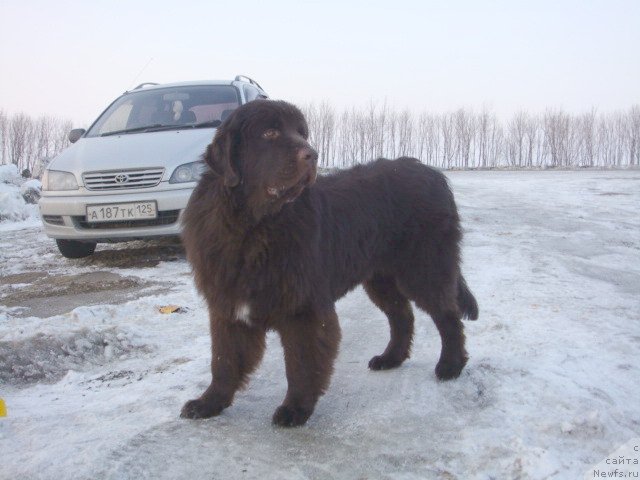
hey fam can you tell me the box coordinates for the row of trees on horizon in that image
[302,103,640,169]
[1,104,639,177]
[0,110,72,177]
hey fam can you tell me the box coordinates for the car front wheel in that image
[55,239,97,258]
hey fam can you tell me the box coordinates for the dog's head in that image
[204,100,318,219]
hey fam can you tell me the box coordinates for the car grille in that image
[82,168,165,190]
[73,210,180,230]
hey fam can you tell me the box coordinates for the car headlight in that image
[42,170,79,191]
[169,161,206,184]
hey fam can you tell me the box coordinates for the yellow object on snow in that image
[0,398,6,417]
[159,305,182,314]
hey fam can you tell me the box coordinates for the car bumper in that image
[38,186,194,242]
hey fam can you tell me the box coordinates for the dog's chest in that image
[216,237,308,325]
[233,302,253,325]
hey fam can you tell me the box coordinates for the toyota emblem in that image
[114,174,129,183]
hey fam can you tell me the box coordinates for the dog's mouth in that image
[266,170,317,203]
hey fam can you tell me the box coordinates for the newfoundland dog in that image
[180,100,478,427]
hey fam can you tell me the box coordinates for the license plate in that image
[86,201,157,223]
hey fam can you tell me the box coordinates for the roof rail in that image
[234,75,264,91]
[133,82,159,90]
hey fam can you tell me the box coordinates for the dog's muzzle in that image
[266,146,318,202]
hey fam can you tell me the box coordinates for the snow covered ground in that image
[1,170,639,479]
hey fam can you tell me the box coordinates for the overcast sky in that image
[1,0,638,126]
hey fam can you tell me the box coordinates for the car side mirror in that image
[68,128,86,144]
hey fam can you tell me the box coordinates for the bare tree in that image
[29,116,52,173]
[543,109,573,167]
[628,105,640,166]
[363,100,382,160]
[9,113,33,171]
[339,108,360,166]
[304,102,334,167]
[0,109,7,165]
[385,109,398,160]
[475,108,491,168]
[417,113,439,166]
[523,113,540,167]
[576,109,596,167]
[440,113,456,168]
[453,109,474,168]
[507,111,528,167]
[597,114,615,166]
[396,109,413,157]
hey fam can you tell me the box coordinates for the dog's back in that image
[311,157,464,301]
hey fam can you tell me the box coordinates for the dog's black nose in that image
[297,146,318,168]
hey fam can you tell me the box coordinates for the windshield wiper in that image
[191,120,222,129]
[101,120,222,137]
[145,121,221,132]
[101,124,165,136]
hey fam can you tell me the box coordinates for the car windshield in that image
[86,85,240,137]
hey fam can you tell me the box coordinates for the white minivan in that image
[39,76,267,258]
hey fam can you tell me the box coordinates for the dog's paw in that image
[272,405,312,427]
[435,357,467,380]
[180,398,225,419]
[368,354,404,371]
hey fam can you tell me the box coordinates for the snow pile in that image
[0,163,40,223]
[0,326,152,386]
[0,163,20,183]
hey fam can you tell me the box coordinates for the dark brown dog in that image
[180,100,478,427]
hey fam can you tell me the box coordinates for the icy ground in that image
[1,170,639,480]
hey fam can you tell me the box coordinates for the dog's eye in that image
[262,129,280,140]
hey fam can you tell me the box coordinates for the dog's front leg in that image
[181,315,266,419]
[273,308,341,427]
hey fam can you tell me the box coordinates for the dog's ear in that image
[204,127,240,187]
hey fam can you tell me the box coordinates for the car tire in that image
[55,239,97,258]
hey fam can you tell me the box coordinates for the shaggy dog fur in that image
[180,100,478,427]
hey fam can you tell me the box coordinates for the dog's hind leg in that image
[273,307,341,427]
[364,274,415,371]
[427,306,468,380]
[397,275,468,381]
[419,299,468,380]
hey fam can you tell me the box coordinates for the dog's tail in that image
[458,275,479,320]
